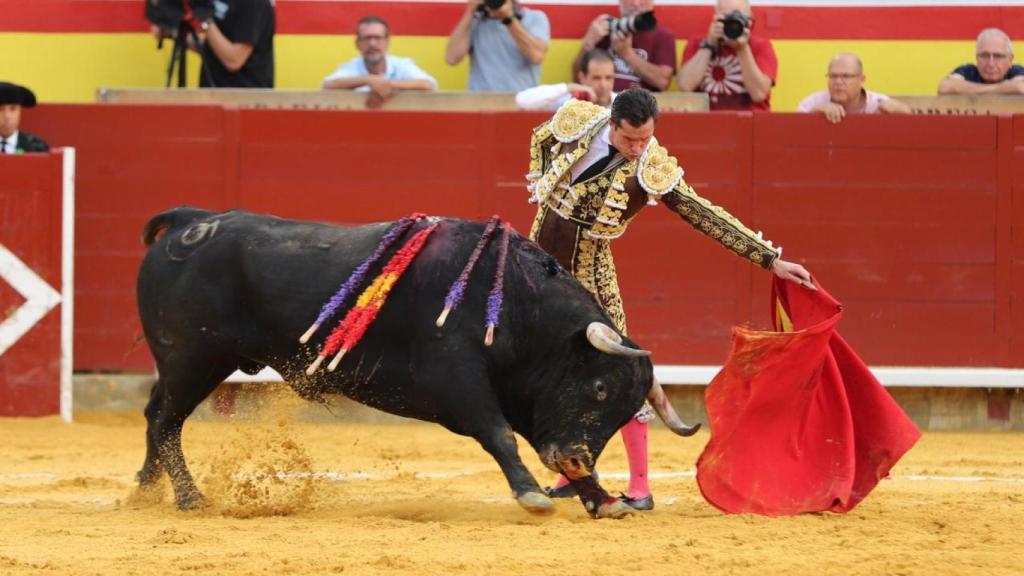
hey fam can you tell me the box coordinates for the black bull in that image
[136,208,697,519]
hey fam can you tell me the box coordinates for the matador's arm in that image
[636,140,780,269]
[661,182,780,269]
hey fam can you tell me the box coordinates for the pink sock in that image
[621,418,650,498]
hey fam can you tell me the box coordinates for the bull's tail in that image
[141,206,216,247]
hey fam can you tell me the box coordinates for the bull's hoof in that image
[593,499,635,519]
[175,491,207,512]
[135,467,161,486]
[516,492,556,515]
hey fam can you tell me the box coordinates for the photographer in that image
[677,0,776,110]
[150,0,275,88]
[445,0,550,92]
[571,0,675,92]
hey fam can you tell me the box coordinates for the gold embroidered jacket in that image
[527,99,780,266]
[525,99,781,333]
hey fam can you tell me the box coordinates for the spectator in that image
[571,0,675,92]
[445,0,550,92]
[677,0,776,110]
[323,16,437,109]
[0,82,48,154]
[195,0,275,88]
[798,53,911,123]
[516,49,616,110]
[938,28,1024,95]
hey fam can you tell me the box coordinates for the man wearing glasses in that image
[939,28,1024,95]
[323,16,438,108]
[797,53,910,123]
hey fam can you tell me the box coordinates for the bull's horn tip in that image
[435,307,451,327]
[299,323,320,344]
[327,349,347,371]
[305,355,325,375]
[484,325,495,346]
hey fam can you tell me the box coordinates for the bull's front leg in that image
[474,426,556,516]
[566,475,634,519]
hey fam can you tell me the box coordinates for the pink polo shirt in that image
[797,89,890,113]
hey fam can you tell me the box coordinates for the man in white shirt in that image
[797,53,910,123]
[322,16,438,108]
[516,49,616,111]
[0,82,48,154]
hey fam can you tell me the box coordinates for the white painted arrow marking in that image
[0,242,62,357]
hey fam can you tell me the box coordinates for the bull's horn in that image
[585,322,651,357]
[647,378,701,437]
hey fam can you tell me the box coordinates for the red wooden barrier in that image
[21,105,1024,371]
[0,150,69,416]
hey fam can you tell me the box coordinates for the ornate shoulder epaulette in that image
[551,99,610,143]
[526,99,609,206]
[637,138,684,206]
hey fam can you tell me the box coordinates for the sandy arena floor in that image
[1,393,1022,576]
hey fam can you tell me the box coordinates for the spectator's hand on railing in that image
[1007,76,1024,94]
[364,77,394,109]
[817,102,846,124]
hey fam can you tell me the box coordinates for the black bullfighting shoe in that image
[618,493,654,511]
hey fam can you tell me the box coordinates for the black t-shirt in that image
[950,63,1024,83]
[201,0,275,88]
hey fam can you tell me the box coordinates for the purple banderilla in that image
[435,215,501,328]
[299,214,421,344]
[484,222,512,346]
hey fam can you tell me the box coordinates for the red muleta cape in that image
[695,277,921,515]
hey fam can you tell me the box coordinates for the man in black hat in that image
[0,82,49,154]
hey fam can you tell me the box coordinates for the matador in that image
[526,87,812,510]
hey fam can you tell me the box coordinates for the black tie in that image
[0,138,6,154]
[572,146,619,184]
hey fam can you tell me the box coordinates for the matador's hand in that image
[771,258,816,290]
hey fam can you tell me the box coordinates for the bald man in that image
[798,53,910,123]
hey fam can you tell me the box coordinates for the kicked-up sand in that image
[0,392,1021,576]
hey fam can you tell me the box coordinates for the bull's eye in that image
[594,381,608,401]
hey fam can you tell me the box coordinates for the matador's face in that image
[609,117,655,161]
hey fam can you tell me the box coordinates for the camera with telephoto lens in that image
[145,0,215,30]
[478,0,507,11]
[721,10,749,40]
[607,10,657,36]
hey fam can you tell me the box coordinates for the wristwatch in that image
[199,19,212,32]
[699,39,718,55]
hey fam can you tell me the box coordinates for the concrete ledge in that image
[228,365,1024,388]
[73,372,1024,431]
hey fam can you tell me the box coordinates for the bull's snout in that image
[541,444,594,479]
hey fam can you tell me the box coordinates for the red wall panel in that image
[16,105,1024,371]
[0,153,65,415]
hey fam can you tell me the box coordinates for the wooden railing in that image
[96,88,711,112]
[895,94,1024,115]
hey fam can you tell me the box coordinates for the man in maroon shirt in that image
[571,0,676,92]
[677,0,777,110]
